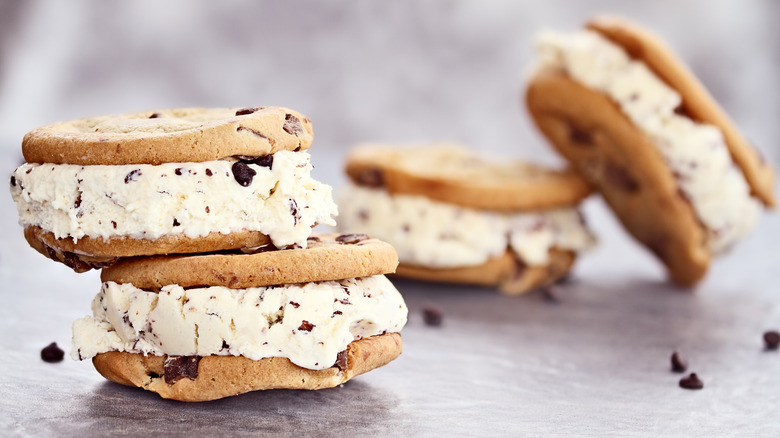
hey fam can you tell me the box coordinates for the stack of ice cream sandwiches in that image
[10,106,407,401]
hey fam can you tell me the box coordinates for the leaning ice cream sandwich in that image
[526,16,776,286]
[337,144,595,295]
[10,107,337,271]
[71,233,407,402]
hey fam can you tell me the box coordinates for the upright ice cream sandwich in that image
[10,107,337,271]
[337,144,595,295]
[72,233,407,402]
[526,16,775,286]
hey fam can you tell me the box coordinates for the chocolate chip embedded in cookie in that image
[525,16,775,286]
[338,144,594,295]
[10,107,337,271]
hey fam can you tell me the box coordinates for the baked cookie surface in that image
[345,144,591,212]
[22,106,313,165]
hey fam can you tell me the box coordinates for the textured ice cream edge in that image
[336,184,595,269]
[10,150,338,249]
[534,29,761,254]
[71,275,407,371]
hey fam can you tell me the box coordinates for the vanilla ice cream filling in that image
[10,150,338,249]
[535,29,761,254]
[71,275,407,370]
[337,184,594,269]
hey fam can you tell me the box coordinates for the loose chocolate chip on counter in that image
[763,330,780,350]
[679,373,704,390]
[335,233,369,244]
[254,155,273,169]
[298,320,315,332]
[124,169,141,184]
[163,356,201,384]
[235,107,260,116]
[334,350,349,370]
[422,306,443,327]
[283,113,304,136]
[232,161,257,187]
[148,112,162,119]
[355,168,384,188]
[41,342,65,363]
[671,351,688,373]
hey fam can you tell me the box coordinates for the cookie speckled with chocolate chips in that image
[338,144,595,295]
[70,233,407,402]
[101,233,399,290]
[22,106,312,165]
[10,106,337,271]
[525,16,775,286]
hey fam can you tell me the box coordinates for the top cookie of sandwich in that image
[100,233,399,290]
[22,106,313,165]
[345,144,591,212]
[586,16,775,206]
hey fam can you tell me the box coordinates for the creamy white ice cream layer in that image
[337,184,594,268]
[71,275,407,370]
[10,150,338,249]
[535,29,761,254]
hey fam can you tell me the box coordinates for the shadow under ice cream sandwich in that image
[337,144,595,295]
[10,107,337,272]
[71,233,407,402]
[526,16,775,286]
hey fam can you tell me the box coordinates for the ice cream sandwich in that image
[525,16,775,286]
[10,107,337,271]
[337,144,595,295]
[71,233,407,401]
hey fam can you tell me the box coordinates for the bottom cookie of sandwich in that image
[395,249,575,295]
[93,333,401,402]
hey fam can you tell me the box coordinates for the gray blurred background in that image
[0,0,777,188]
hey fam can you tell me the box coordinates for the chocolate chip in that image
[605,161,640,193]
[124,169,141,184]
[673,104,693,119]
[111,221,117,229]
[422,306,443,327]
[335,234,369,244]
[334,350,348,370]
[283,113,303,136]
[679,373,703,390]
[289,199,300,225]
[763,331,780,350]
[164,356,201,384]
[237,126,268,140]
[74,192,82,209]
[10,175,16,187]
[355,168,384,188]
[307,235,321,242]
[149,112,162,119]
[205,168,212,176]
[205,206,210,213]
[568,123,593,146]
[332,310,343,317]
[289,301,300,308]
[174,168,183,176]
[221,340,230,350]
[254,155,273,169]
[232,161,257,187]
[172,218,181,227]
[298,320,315,332]
[40,342,64,363]
[235,107,260,116]
[671,351,688,373]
